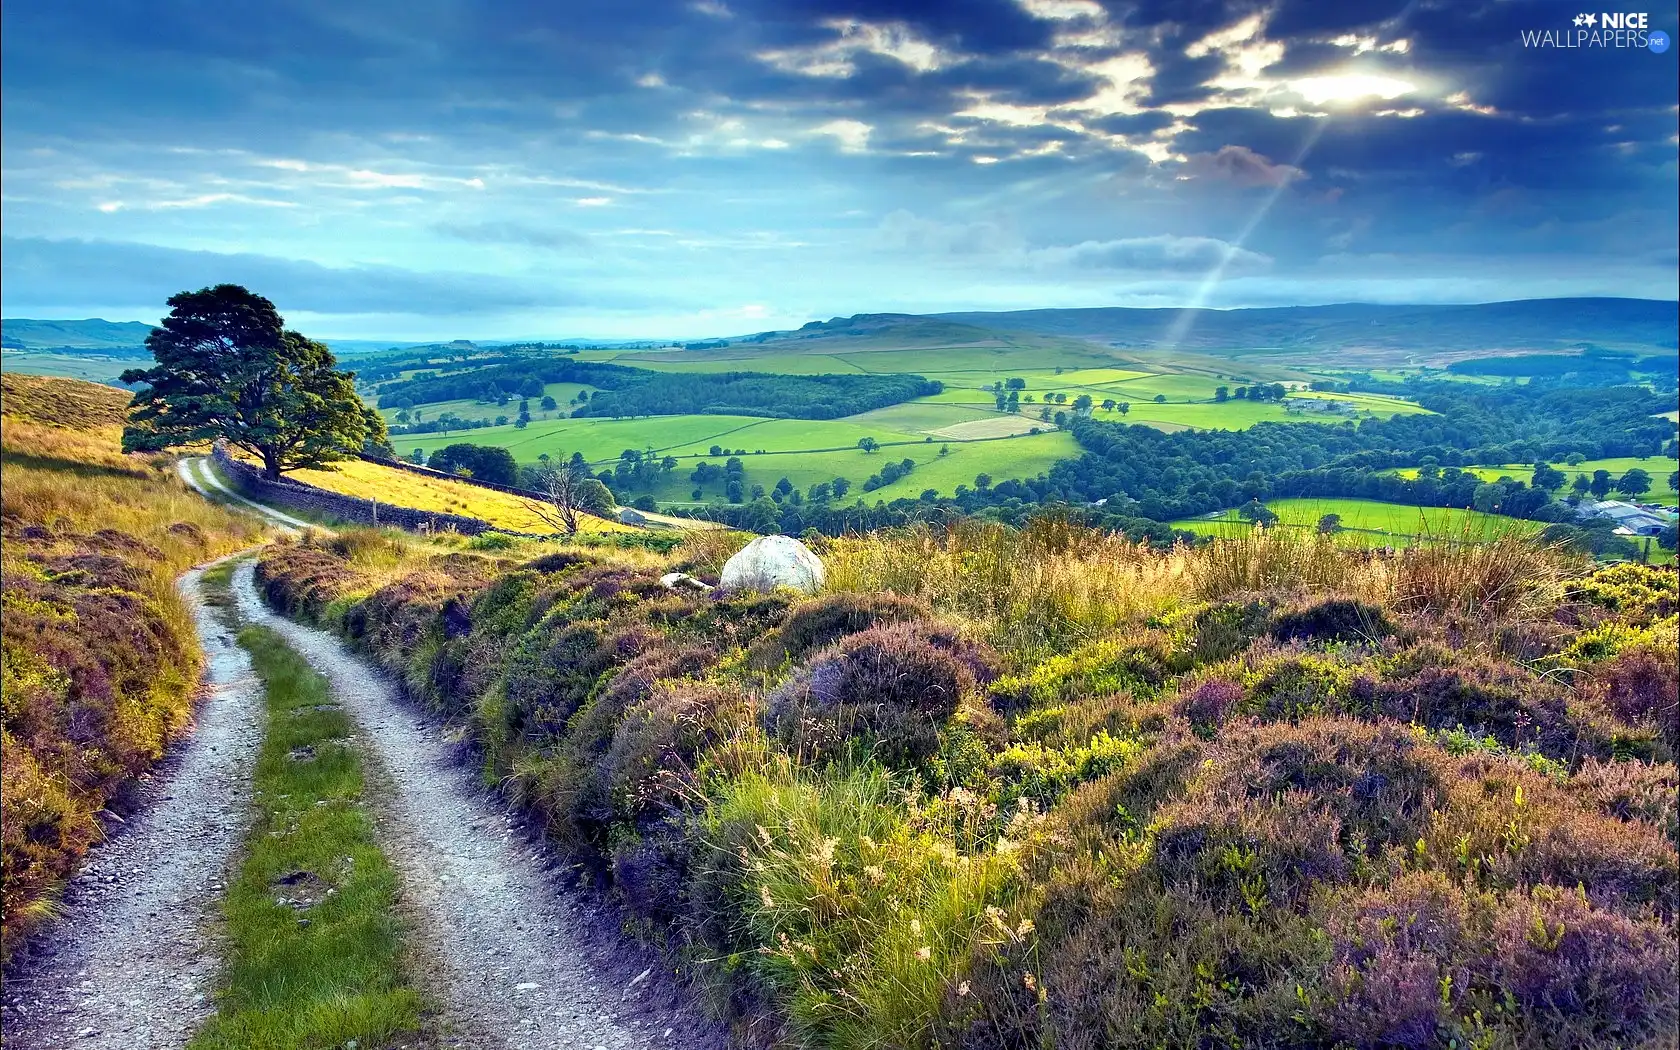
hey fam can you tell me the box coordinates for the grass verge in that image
[190,616,425,1049]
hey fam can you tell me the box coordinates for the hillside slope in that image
[1,318,154,351]
[934,298,1680,360]
[0,374,263,956]
[254,520,1678,1049]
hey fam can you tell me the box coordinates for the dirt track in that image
[229,561,727,1049]
[0,564,266,1050]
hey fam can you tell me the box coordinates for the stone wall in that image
[212,446,493,535]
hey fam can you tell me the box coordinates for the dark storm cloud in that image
[1,237,622,315]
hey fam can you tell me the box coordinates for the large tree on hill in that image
[121,285,383,480]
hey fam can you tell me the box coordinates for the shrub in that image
[746,591,931,669]
[1176,677,1245,733]
[1491,886,1678,1043]
[766,622,998,769]
[1151,719,1446,909]
[1586,643,1680,755]
[989,634,1176,713]
[1268,595,1394,645]
[1323,872,1474,1049]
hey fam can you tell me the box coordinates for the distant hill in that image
[931,298,1680,363]
[1,318,155,351]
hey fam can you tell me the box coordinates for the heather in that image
[1,374,263,957]
[253,519,1678,1048]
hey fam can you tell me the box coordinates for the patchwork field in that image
[1172,497,1542,542]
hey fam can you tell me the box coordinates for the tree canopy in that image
[121,285,382,479]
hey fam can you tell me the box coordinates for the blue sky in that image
[2,0,1676,339]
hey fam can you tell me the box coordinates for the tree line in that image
[376,358,940,421]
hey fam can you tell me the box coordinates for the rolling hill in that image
[0,317,155,351]
[930,297,1680,364]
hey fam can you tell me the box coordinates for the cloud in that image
[434,222,591,250]
[1179,145,1307,187]
[873,209,1020,254]
[1,0,1674,324]
[1031,235,1274,274]
[811,118,873,151]
[0,237,611,316]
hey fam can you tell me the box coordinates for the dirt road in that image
[0,564,266,1050]
[229,561,727,1049]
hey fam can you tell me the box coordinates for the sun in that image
[1288,72,1416,106]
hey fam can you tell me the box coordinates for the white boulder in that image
[719,535,825,595]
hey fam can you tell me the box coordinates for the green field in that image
[364,329,1432,512]
[393,413,928,464]
[1171,498,1541,542]
[1091,393,1427,431]
[1387,456,1680,506]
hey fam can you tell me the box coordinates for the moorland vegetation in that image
[253,517,1678,1049]
[0,374,263,956]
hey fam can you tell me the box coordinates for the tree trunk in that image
[261,447,282,480]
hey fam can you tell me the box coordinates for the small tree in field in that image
[1317,513,1343,534]
[858,437,879,454]
[520,462,611,535]
[122,284,382,479]
[1238,500,1278,528]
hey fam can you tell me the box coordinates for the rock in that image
[659,572,712,592]
[719,536,825,595]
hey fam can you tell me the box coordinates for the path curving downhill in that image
[229,561,727,1050]
[176,457,321,534]
[0,563,267,1050]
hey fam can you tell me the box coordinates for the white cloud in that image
[1030,235,1273,274]
[757,20,951,78]
[873,210,1020,255]
[1016,0,1105,22]
[811,119,872,153]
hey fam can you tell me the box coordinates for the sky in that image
[2,0,1677,340]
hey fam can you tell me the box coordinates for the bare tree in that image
[520,462,586,535]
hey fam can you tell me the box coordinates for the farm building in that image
[1577,499,1675,536]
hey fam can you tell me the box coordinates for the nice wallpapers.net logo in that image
[1520,11,1670,50]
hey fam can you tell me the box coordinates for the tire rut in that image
[0,563,266,1050]
[229,562,729,1050]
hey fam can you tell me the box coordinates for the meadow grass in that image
[1172,497,1541,539]
[190,620,425,1050]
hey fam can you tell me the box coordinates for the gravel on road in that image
[0,563,266,1050]
[230,561,730,1050]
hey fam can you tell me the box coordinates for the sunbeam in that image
[1160,115,1332,350]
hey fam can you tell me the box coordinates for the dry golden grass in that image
[2,378,267,956]
[0,373,130,429]
[274,457,634,535]
[824,515,1583,664]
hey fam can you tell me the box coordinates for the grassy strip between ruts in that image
[191,563,425,1050]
